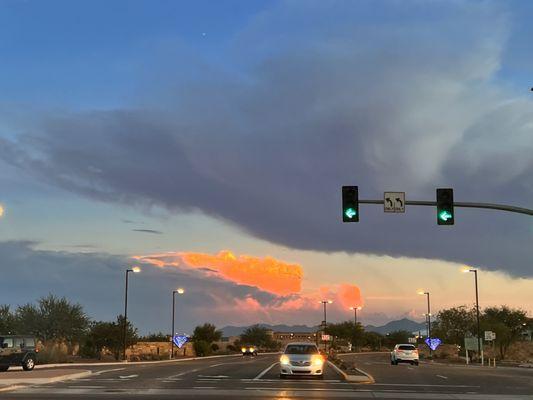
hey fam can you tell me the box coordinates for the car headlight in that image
[241,347,246,352]
[249,347,255,352]
[280,355,290,365]
[311,355,324,366]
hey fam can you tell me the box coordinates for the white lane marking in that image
[67,386,105,389]
[161,360,237,381]
[118,374,138,379]
[372,383,479,388]
[197,375,229,378]
[253,362,278,380]
[244,387,353,392]
[193,387,216,389]
[165,368,200,379]
[436,374,448,379]
[94,367,126,375]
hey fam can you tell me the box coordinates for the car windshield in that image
[285,345,318,355]
[398,345,416,350]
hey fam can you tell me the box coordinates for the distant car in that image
[391,344,419,365]
[241,345,258,356]
[0,335,38,371]
[279,342,324,378]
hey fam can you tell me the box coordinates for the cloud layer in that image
[0,1,532,275]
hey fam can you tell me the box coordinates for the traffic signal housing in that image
[436,188,454,225]
[342,186,359,222]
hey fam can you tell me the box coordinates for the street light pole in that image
[463,268,482,363]
[123,266,140,361]
[418,291,432,356]
[472,269,482,363]
[320,300,332,352]
[171,288,185,359]
[350,306,362,325]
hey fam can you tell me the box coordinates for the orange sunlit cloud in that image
[337,284,364,309]
[134,250,303,296]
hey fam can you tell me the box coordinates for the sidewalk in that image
[0,369,91,392]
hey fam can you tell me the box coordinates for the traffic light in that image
[342,186,359,222]
[436,188,454,225]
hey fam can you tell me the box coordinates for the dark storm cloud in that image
[132,229,163,235]
[0,2,532,275]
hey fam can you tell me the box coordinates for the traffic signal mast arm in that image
[357,200,533,216]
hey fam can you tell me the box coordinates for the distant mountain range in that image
[221,318,426,337]
[364,318,426,335]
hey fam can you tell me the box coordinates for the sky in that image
[0,0,532,334]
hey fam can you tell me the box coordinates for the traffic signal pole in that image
[357,200,533,216]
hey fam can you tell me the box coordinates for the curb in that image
[0,370,92,388]
[30,353,252,369]
[0,385,25,393]
[327,361,374,384]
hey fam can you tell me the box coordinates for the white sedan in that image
[391,344,419,365]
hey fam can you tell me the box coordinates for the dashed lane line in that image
[93,367,126,375]
[253,362,278,380]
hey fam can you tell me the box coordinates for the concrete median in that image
[0,368,92,391]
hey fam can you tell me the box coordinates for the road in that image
[0,352,532,399]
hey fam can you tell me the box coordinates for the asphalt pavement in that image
[0,352,532,399]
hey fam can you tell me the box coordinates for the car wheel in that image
[23,357,35,371]
[414,361,419,366]
[279,373,286,379]
[0,365,9,372]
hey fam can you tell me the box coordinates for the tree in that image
[240,325,278,350]
[363,331,383,351]
[192,323,222,344]
[83,316,138,360]
[326,321,365,349]
[481,306,528,359]
[138,332,170,342]
[0,305,16,334]
[193,340,212,357]
[432,306,477,345]
[385,330,411,346]
[15,294,89,345]
[191,323,222,357]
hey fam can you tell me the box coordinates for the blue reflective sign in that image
[425,337,442,351]
[173,334,189,349]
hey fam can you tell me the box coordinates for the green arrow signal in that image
[344,208,357,219]
[439,210,453,221]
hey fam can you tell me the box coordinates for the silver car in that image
[279,342,325,378]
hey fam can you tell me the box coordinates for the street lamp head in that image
[417,290,425,295]
[131,266,141,273]
[176,288,185,294]
[328,300,333,304]
[0,204,4,218]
